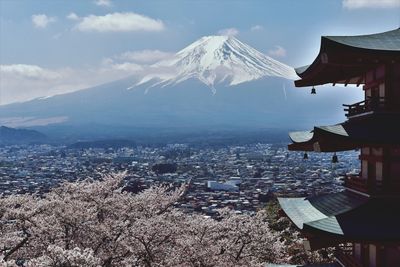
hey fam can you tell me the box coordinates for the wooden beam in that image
[356,75,364,87]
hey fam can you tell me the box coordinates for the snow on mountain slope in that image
[137,35,298,89]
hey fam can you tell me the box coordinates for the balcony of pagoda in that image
[335,245,363,267]
[344,174,400,195]
[343,97,388,118]
[343,174,369,193]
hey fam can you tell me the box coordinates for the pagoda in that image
[278,28,400,267]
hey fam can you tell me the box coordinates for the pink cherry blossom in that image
[0,173,296,266]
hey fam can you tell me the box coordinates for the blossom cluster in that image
[1,173,290,266]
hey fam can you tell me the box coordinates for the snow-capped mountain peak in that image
[137,35,298,89]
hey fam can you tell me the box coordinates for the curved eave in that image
[278,191,367,237]
[279,191,400,242]
[294,28,400,87]
[294,62,369,87]
[288,115,400,152]
[325,28,400,52]
[295,65,310,76]
[288,125,356,152]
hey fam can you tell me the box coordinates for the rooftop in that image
[325,28,400,52]
[288,114,400,152]
[279,191,400,244]
[294,28,400,87]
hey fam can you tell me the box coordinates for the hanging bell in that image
[311,86,316,94]
[303,152,309,160]
[332,153,338,164]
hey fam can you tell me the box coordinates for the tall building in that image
[278,28,400,266]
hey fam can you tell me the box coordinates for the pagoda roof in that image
[288,114,400,152]
[325,28,400,52]
[295,28,400,87]
[279,191,400,242]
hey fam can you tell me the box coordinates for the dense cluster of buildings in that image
[0,143,358,216]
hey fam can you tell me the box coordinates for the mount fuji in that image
[137,35,297,90]
[0,35,361,140]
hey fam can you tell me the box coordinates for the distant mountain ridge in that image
[0,126,47,144]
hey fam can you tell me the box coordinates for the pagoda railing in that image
[344,174,369,193]
[343,174,400,194]
[343,97,387,118]
[335,245,363,267]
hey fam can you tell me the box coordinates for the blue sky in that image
[0,0,399,104]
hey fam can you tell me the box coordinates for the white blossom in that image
[0,173,292,266]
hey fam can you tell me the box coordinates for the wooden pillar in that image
[386,63,400,110]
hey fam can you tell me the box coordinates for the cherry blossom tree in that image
[0,173,292,266]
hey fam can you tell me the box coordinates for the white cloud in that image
[75,12,165,32]
[343,0,400,9]
[0,62,148,105]
[67,12,79,20]
[0,64,62,80]
[0,117,69,128]
[32,14,56,28]
[1,50,176,105]
[250,25,263,31]
[101,58,114,66]
[0,64,71,105]
[94,0,112,7]
[109,62,143,72]
[100,57,144,72]
[218,28,239,37]
[268,46,287,58]
[118,50,173,63]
